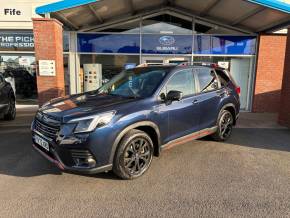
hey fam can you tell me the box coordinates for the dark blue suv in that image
[31,64,240,179]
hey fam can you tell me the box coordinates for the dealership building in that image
[1,0,290,127]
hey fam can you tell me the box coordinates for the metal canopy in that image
[36,0,290,33]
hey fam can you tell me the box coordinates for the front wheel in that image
[113,129,154,180]
[211,110,234,141]
[3,95,16,121]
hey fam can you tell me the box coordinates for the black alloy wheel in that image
[4,96,16,120]
[113,129,153,179]
[212,110,234,141]
[123,138,152,175]
[220,111,233,139]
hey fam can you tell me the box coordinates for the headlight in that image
[68,111,116,133]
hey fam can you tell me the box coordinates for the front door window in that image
[160,69,200,142]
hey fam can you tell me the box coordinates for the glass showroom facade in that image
[0,31,37,104]
[67,15,257,110]
[0,14,257,111]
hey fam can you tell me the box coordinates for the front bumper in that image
[31,113,123,174]
[32,128,113,174]
[32,143,112,174]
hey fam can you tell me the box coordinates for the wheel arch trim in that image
[219,103,238,124]
[109,121,161,164]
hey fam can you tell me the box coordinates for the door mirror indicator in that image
[166,90,183,102]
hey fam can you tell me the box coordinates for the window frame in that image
[157,67,198,100]
[194,67,222,94]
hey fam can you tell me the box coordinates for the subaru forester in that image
[31,64,240,179]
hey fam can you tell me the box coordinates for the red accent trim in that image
[32,144,65,170]
[163,129,215,150]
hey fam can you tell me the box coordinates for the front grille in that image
[34,118,60,140]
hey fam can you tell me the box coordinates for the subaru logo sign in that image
[159,36,175,46]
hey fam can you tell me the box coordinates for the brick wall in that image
[253,34,287,113]
[278,29,290,128]
[32,18,65,106]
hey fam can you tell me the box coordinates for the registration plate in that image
[35,135,49,151]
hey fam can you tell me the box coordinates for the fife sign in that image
[0,4,32,21]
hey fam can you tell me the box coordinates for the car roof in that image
[129,65,176,73]
[132,64,225,73]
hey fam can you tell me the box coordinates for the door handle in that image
[192,99,198,104]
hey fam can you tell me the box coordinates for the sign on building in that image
[0,5,32,22]
[0,33,34,50]
[18,57,31,66]
[218,61,230,69]
[39,60,56,76]
[83,64,102,92]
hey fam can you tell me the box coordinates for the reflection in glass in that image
[0,55,37,103]
[97,68,168,98]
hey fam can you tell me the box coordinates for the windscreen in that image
[97,67,169,98]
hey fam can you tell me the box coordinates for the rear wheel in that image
[212,110,233,141]
[3,95,16,121]
[113,129,154,180]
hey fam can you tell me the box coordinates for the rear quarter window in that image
[215,69,230,87]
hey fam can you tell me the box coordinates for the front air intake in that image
[71,149,96,168]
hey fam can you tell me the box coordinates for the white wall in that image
[0,0,56,30]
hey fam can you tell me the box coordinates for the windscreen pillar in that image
[278,28,290,128]
[32,18,65,106]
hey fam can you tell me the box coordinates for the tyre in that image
[3,94,16,121]
[113,129,154,180]
[211,110,234,141]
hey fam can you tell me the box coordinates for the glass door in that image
[230,58,252,110]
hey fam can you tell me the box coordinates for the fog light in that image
[73,157,96,168]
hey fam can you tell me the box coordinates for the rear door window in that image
[161,69,196,97]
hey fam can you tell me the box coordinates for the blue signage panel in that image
[194,35,256,55]
[77,33,140,53]
[77,33,256,55]
[194,35,211,55]
[0,32,34,51]
[142,34,192,54]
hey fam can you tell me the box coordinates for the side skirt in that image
[161,126,218,151]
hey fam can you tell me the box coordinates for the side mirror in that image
[166,90,183,102]
[159,93,166,101]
